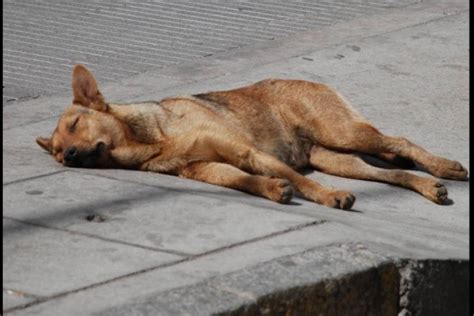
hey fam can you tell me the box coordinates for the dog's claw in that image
[325,191,356,210]
[267,179,294,204]
[430,159,468,181]
[421,180,449,204]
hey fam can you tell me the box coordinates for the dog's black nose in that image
[64,146,77,162]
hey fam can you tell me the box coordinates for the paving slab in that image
[3,289,38,312]
[78,168,468,260]
[2,218,181,302]
[98,244,395,316]
[5,224,369,315]
[3,118,61,184]
[3,171,315,255]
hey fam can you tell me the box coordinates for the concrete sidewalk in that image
[3,1,469,315]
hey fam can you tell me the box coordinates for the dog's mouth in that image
[63,142,107,168]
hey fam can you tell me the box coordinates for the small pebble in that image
[85,214,106,222]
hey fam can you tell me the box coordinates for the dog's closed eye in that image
[68,117,80,133]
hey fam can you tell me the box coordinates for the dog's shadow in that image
[343,208,364,213]
[287,200,302,206]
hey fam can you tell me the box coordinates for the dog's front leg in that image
[216,145,355,210]
[110,143,162,168]
[179,162,294,203]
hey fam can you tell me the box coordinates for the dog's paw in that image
[431,159,468,181]
[323,190,356,210]
[420,180,449,204]
[266,179,294,204]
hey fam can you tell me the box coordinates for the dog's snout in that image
[64,146,77,162]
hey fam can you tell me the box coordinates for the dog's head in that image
[36,65,125,168]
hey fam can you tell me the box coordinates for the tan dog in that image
[36,65,468,210]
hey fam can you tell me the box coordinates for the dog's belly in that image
[266,138,312,170]
[219,113,312,170]
[187,94,313,169]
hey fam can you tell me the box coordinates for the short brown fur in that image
[36,65,468,210]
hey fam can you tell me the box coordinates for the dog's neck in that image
[107,102,167,145]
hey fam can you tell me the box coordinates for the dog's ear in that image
[72,65,108,111]
[36,137,53,153]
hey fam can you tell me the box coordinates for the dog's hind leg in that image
[317,122,468,181]
[374,153,416,169]
[179,162,294,204]
[309,146,449,204]
[312,113,467,180]
[298,83,468,180]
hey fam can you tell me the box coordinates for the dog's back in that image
[189,79,364,168]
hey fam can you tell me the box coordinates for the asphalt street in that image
[3,0,418,102]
